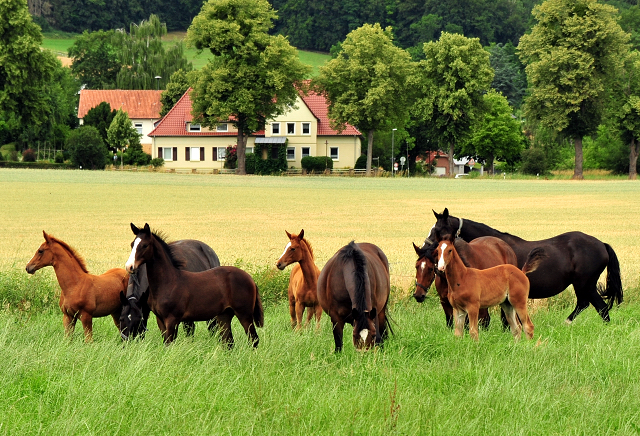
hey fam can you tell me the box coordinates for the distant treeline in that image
[30,0,640,51]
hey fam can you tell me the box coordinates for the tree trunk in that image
[487,154,494,175]
[366,129,374,176]
[236,119,246,175]
[629,138,638,180]
[573,137,584,180]
[448,143,454,176]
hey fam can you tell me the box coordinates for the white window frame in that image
[189,123,201,132]
[162,147,173,161]
[286,147,295,161]
[190,147,201,161]
[330,147,339,160]
[134,122,143,135]
[216,124,228,132]
[302,123,310,135]
[246,147,254,155]
[272,123,280,135]
[301,147,310,158]
[287,122,295,135]
[216,147,226,161]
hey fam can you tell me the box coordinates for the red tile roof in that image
[77,90,163,119]
[149,88,361,137]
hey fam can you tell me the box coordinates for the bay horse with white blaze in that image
[119,239,220,340]
[428,208,623,323]
[317,241,391,352]
[435,239,546,341]
[26,231,128,341]
[125,223,263,346]
[276,229,322,329]
[413,236,518,329]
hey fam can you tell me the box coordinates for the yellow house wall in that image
[152,136,257,170]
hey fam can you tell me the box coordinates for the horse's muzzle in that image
[414,294,426,303]
[276,262,285,271]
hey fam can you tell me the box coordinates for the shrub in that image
[225,146,237,169]
[54,151,64,163]
[520,147,547,175]
[66,126,109,169]
[123,143,151,166]
[150,157,164,168]
[245,153,256,174]
[22,149,36,162]
[355,154,367,170]
[301,156,334,172]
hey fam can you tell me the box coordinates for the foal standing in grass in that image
[276,230,322,329]
[435,239,546,342]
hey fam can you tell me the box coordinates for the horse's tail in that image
[522,247,547,275]
[340,241,369,332]
[599,243,623,311]
[253,285,264,328]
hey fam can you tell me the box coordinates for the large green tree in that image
[66,125,108,169]
[187,0,310,174]
[615,50,640,179]
[0,0,57,130]
[83,102,117,143]
[68,30,120,90]
[107,109,141,169]
[159,69,194,117]
[414,32,494,175]
[314,23,415,175]
[518,0,629,179]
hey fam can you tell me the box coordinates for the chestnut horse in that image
[125,223,263,346]
[119,239,220,340]
[276,229,322,329]
[428,208,623,323]
[435,239,546,341]
[317,241,391,352]
[413,236,518,329]
[25,231,128,341]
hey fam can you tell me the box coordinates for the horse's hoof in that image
[565,319,573,325]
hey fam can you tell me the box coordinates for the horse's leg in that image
[313,304,323,331]
[467,307,480,342]
[79,311,94,343]
[182,321,195,337]
[441,298,454,329]
[579,277,610,322]
[237,314,260,348]
[453,307,466,338]
[207,317,219,336]
[63,312,76,338]
[500,302,522,341]
[565,294,591,324]
[163,319,179,345]
[288,295,297,329]
[478,308,491,330]
[216,311,235,349]
[156,316,166,337]
[330,315,345,352]
[295,301,305,330]
[304,305,315,328]
[514,305,534,340]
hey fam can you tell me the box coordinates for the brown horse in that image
[125,223,263,346]
[25,231,128,341]
[317,241,391,352]
[435,239,546,341]
[413,236,519,329]
[276,229,322,329]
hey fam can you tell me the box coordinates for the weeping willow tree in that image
[115,15,192,90]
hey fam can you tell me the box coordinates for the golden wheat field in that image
[1,168,639,302]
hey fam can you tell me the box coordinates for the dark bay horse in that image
[125,223,263,346]
[428,208,623,323]
[317,241,391,352]
[26,231,128,341]
[413,236,518,329]
[276,229,322,329]
[435,239,546,341]
[119,239,220,340]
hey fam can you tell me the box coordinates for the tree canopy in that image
[68,30,120,89]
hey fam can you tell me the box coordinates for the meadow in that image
[1,169,639,434]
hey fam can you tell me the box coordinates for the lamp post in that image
[155,75,161,91]
[391,128,397,176]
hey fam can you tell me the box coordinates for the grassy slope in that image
[1,170,639,434]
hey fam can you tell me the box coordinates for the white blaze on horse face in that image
[125,237,141,272]
[359,328,369,342]
[420,261,426,271]
[279,242,291,261]
[437,243,448,271]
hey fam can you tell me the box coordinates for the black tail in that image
[340,241,369,332]
[522,247,547,275]
[599,244,623,311]
[253,286,264,328]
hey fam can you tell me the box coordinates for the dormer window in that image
[189,123,201,132]
[216,124,228,132]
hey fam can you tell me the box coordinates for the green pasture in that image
[1,169,640,434]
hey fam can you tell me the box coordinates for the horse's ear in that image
[285,230,292,239]
[130,223,139,235]
[119,291,128,306]
[368,308,377,320]
[442,208,449,220]
[142,223,151,234]
[432,209,439,219]
[42,230,51,243]
[299,229,304,240]
[413,242,421,256]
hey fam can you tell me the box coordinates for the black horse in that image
[427,208,623,323]
[119,238,220,340]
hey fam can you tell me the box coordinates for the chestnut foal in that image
[276,230,322,329]
[435,239,545,342]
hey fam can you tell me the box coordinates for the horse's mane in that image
[151,230,186,269]
[49,235,89,273]
[339,241,368,329]
[416,241,437,262]
[300,237,315,260]
[461,217,518,239]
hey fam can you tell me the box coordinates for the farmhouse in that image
[77,90,163,155]
[148,88,362,171]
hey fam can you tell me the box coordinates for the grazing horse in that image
[428,208,623,323]
[125,223,263,346]
[413,236,518,329]
[25,231,128,341]
[435,239,546,341]
[276,229,322,329]
[119,239,220,340]
[317,241,391,352]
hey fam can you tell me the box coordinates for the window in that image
[301,147,310,158]
[189,123,201,132]
[272,123,280,134]
[287,123,295,134]
[287,147,295,160]
[160,147,175,161]
[189,147,202,161]
[217,147,226,161]
[302,123,310,135]
[246,147,254,154]
[330,147,339,160]
[216,124,228,132]
[134,123,143,135]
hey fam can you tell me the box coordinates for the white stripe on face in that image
[421,261,426,271]
[437,243,448,271]
[359,328,369,342]
[278,242,291,261]
[125,237,141,272]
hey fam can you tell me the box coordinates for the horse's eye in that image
[290,247,295,252]
[38,249,44,254]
